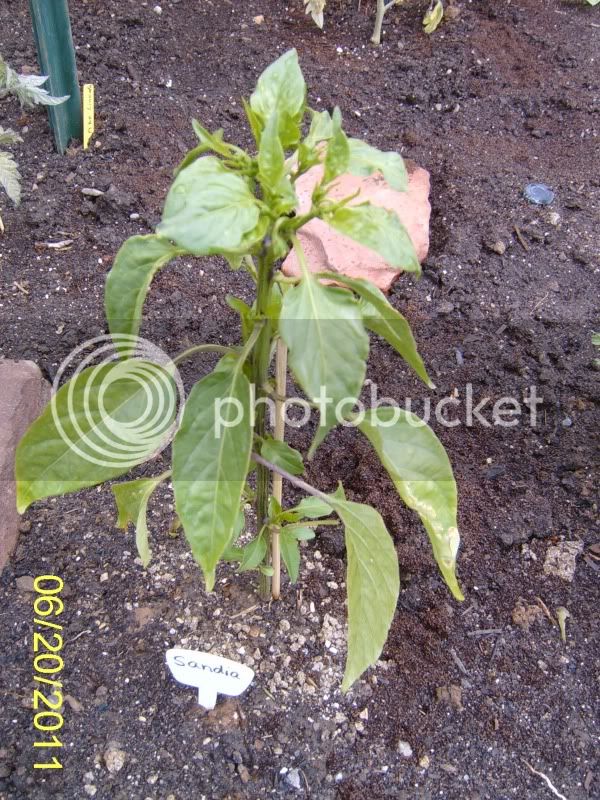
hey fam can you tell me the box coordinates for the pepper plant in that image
[16,50,463,690]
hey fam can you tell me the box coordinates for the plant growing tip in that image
[15,49,463,691]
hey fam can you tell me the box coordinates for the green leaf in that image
[226,296,254,342]
[269,496,283,519]
[318,272,432,387]
[191,121,232,158]
[323,107,350,185]
[261,437,304,475]
[292,526,316,541]
[16,362,177,513]
[262,282,284,326]
[258,112,285,190]
[174,142,211,176]
[304,0,325,28]
[291,496,332,519]
[325,492,399,691]
[105,235,184,344]
[172,367,253,590]
[257,112,297,211]
[224,214,271,264]
[304,108,333,149]
[242,97,264,144]
[347,138,408,192]
[250,49,306,147]
[0,125,22,147]
[238,529,268,572]
[279,275,369,455]
[0,58,69,108]
[222,546,245,561]
[280,530,300,582]
[299,109,333,172]
[326,203,421,272]
[158,156,261,255]
[221,509,247,561]
[0,150,21,205]
[112,474,168,567]
[358,407,463,601]
[423,0,444,33]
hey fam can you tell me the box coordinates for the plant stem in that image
[270,339,288,600]
[371,0,395,44]
[251,452,333,505]
[252,250,275,600]
[173,343,237,366]
[283,519,338,530]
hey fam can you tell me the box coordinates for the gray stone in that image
[15,575,35,592]
[104,743,127,774]
[284,768,302,790]
[397,740,413,758]
[0,361,50,569]
[543,540,583,582]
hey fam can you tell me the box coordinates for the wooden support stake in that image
[271,339,288,600]
[29,0,82,153]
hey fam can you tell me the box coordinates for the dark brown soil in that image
[1,1,599,798]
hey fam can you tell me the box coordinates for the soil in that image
[1,0,599,799]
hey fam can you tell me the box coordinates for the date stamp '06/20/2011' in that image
[31,575,65,770]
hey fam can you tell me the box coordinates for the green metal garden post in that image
[28,0,82,153]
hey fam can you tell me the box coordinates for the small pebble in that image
[437,301,455,315]
[484,239,506,256]
[548,212,561,226]
[104,745,126,774]
[15,576,35,593]
[397,741,413,758]
[285,768,302,790]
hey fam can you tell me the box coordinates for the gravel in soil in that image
[1,1,599,798]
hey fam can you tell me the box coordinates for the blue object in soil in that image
[524,183,555,205]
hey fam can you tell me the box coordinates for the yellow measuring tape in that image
[82,84,95,149]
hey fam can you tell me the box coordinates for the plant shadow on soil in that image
[0,0,598,798]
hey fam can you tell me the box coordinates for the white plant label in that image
[165,648,254,709]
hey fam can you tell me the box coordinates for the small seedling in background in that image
[556,607,570,644]
[304,0,325,28]
[16,50,463,690]
[0,125,21,231]
[422,0,445,33]
[302,0,445,44]
[0,54,68,229]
